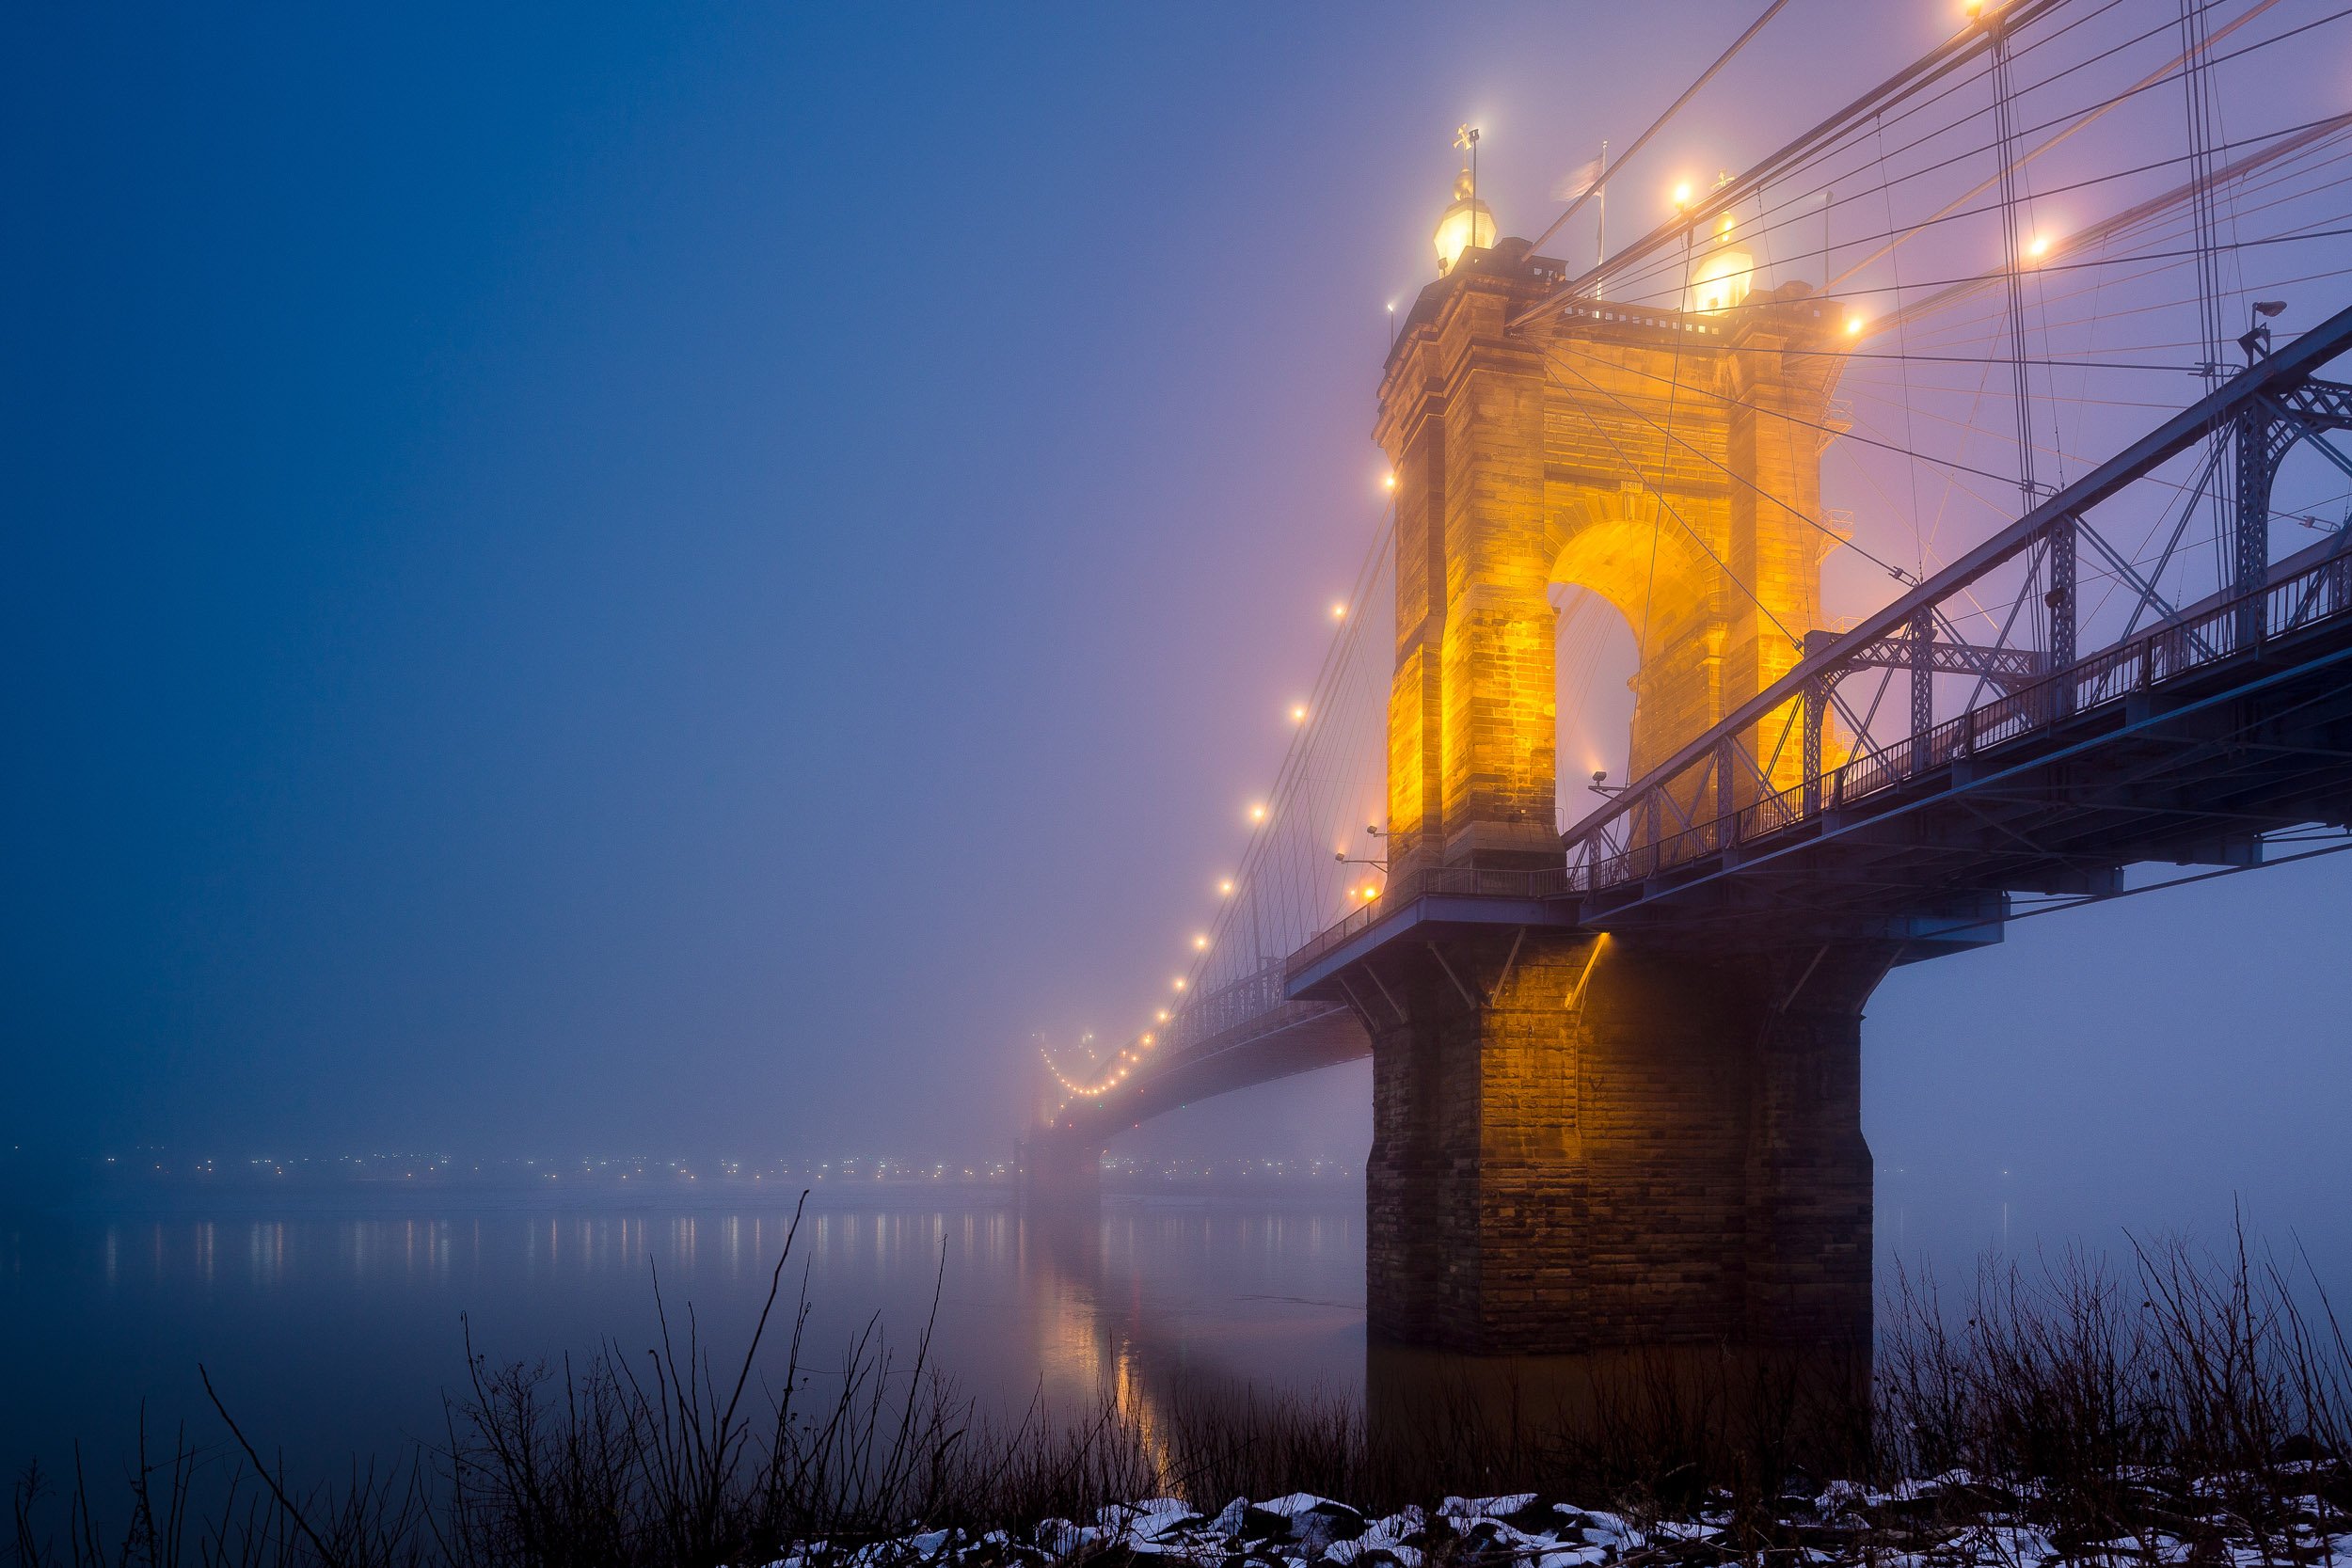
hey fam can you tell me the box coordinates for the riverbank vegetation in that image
[11,1206,2349,1568]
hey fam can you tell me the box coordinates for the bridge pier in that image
[1355,928,1887,1355]
[1016,1129,1102,1211]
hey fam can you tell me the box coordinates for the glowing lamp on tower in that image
[1689,244,1755,314]
[1434,170,1496,276]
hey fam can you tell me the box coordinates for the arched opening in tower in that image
[1550,581,1639,835]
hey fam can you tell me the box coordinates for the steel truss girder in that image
[1836,631,2043,687]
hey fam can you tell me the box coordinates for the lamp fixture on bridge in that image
[1330,602,1347,621]
[1217,879,1234,896]
[1845,314,1866,335]
[1157,1007,1170,1022]
[1248,802,1266,823]
[2026,233,2050,261]
[1193,933,1209,950]
[1172,977,1186,990]
[1590,769,1625,797]
[1291,703,1309,723]
[1382,472,1397,492]
[1436,126,1496,276]
[2241,300,2288,364]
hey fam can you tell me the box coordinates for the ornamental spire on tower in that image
[1434,124,1495,276]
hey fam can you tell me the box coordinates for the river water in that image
[0,1189,1367,1483]
[8,1180,2344,1488]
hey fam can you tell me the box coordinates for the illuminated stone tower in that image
[1326,179,1886,1354]
[1378,206,1846,878]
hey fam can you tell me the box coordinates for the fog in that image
[7,3,2348,1277]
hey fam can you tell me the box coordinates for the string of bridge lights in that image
[1039,483,1397,1115]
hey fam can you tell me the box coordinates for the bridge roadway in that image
[1041,304,2352,1157]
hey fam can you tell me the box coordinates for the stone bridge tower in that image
[1378,213,1847,875]
[1327,189,1893,1354]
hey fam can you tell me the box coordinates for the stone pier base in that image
[1355,929,1889,1354]
[1015,1130,1102,1212]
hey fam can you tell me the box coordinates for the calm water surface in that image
[0,1191,1365,1480]
[11,1181,2339,1484]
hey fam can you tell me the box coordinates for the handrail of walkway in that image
[1571,547,2352,890]
[1284,864,1573,974]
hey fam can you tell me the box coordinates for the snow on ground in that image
[760,1465,2352,1568]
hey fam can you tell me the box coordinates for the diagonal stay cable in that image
[1525,0,1796,261]
[1532,356,1881,770]
[1537,339,1926,580]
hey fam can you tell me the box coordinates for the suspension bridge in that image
[1021,0,2352,1354]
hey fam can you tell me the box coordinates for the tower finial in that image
[1434,125,1494,276]
[1454,123,1481,200]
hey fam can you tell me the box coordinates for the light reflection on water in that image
[0,1196,1366,1482]
[11,1186,2305,1489]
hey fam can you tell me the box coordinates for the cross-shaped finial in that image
[1454,124,1480,151]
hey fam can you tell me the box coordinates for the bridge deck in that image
[1042,996,1367,1147]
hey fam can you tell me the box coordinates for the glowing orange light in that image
[1291,704,1308,723]
[1382,472,1397,492]
[1157,1007,1169,1022]
[1217,879,1234,896]
[2026,234,2050,260]
[1331,602,1347,621]
[1844,315,1865,336]
[1192,933,1209,950]
[1248,803,1266,823]
[1172,977,1187,991]
[1672,182,1692,210]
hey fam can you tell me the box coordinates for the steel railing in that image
[1567,548,2352,893]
